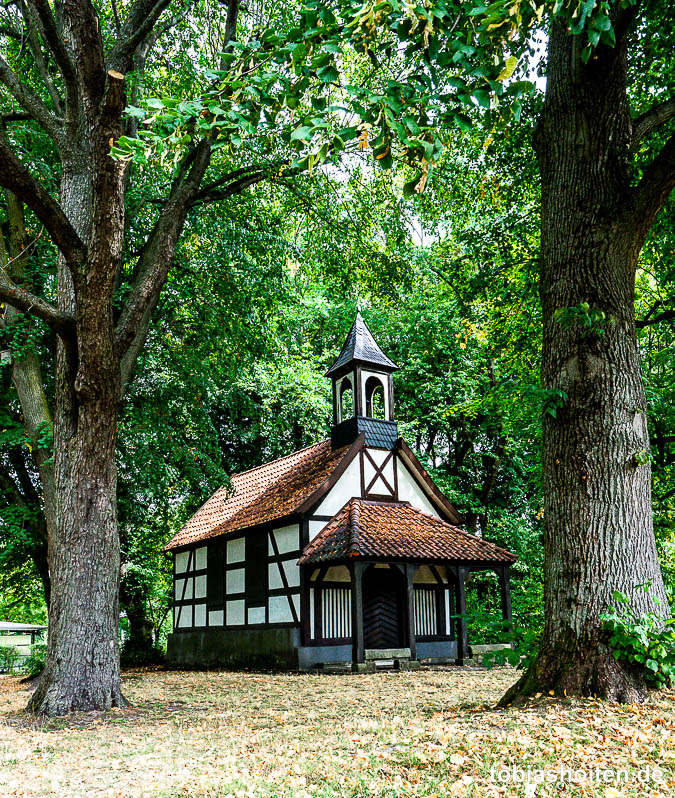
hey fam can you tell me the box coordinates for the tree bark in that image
[502,19,668,705]
[0,0,251,715]
[27,63,129,714]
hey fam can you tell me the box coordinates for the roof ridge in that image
[230,438,329,481]
[393,501,516,558]
[348,498,361,556]
[297,495,517,566]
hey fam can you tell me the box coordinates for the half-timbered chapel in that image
[165,312,516,670]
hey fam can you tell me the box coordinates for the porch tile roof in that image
[298,499,516,565]
[164,439,353,550]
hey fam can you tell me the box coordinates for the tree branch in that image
[26,0,79,116]
[628,132,675,241]
[636,307,675,328]
[0,136,86,267]
[0,22,22,39]
[0,52,62,141]
[1,112,31,122]
[0,270,75,337]
[108,0,174,73]
[190,165,277,205]
[631,99,675,150]
[115,138,212,357]
[19,0,64,115]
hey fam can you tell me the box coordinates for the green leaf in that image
[497,55,518,81]
[403,175,421,198]
[290,125,313,142]
[317,65,339,83]
[452,112,472,132]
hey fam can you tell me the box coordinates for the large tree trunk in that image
[28,70,129,714]
[502,20,668,705]
[0,0,232,716]
[28,392,125,713]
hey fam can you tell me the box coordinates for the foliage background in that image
[2,1,674,649]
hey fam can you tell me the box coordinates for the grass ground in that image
[0,666,673,797]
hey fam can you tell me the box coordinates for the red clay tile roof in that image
[164,439,354,550]
[298,499,516,565]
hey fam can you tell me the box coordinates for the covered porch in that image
[297,498,517,670]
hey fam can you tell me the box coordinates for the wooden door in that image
[362,566,405,649]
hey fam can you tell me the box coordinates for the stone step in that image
[364,647,411,661]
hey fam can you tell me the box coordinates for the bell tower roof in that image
[327,312,399,450]
[326,311,398,377]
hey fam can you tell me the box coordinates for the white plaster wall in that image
[314,456,361,516]
[175,578,193,601]
[226,568,245,595]
[271,524,299,554]
[369,475,391,495]
[381,456,395,487]
[227,537,245,563]
[226,599,245,625]
[309,519,327,540]
[396,458,440,518]
[324,565,350,582]
[175,551,190,573]
[248,607,265,624]
[269,560,300,590]
[413,565,437,584]
[436,565,449,583]
[445,591,451,635]
[195,546,207,570]
[363,456,376,487]
[194,574,207,599]
[269,595,293,623]
[177,605,193,628]
[194,603,206,627]
[363,449,396,497]
[269,561,283,590]
[209,610,224,626]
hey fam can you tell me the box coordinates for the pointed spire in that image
[326,311,398,376]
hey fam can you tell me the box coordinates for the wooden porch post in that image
[350,561,365,665]
[404,563,417,661]
[454,566,469,665]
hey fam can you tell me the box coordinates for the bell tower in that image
[327,311,399,449]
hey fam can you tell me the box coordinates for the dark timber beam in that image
[404,563,417,661]
[350,561,365,665]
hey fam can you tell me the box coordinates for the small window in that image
[339,378,354,421]
[245,531,268,606]
[365,376,386,419]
